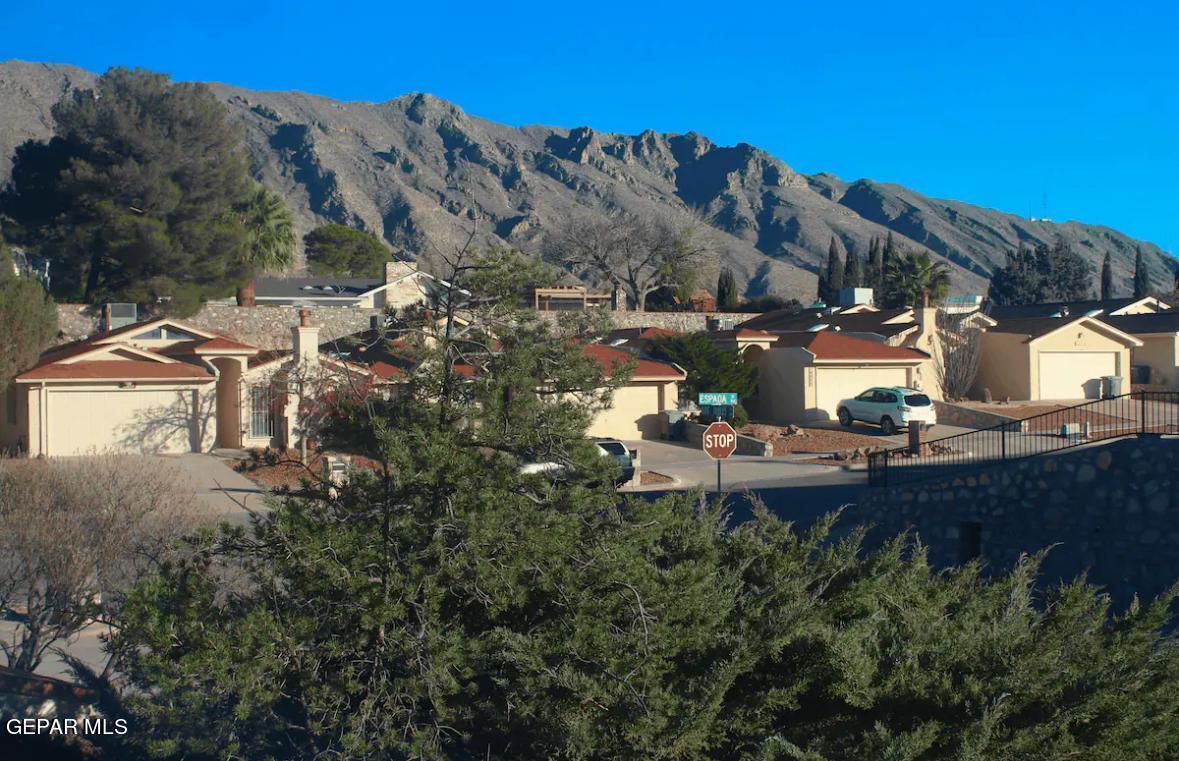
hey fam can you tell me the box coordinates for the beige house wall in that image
[973,332,1032,400]
[1131,335,1179,387]
[587,380,679,440]
[749,348,811,423]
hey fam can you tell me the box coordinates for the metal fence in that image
[867,391,1179,488]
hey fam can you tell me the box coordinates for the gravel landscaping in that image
[739,423,889,455]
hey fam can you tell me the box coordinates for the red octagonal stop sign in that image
[702,421,737,460]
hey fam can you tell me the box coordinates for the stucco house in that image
[580,344,686,439]
[742,332,933,424]
[1103,311,1179,387]
[249,261,461,308]
[336,327,688,441]
[1,319,258,456]
[987,296,1170,321]
[972,316,1143,401]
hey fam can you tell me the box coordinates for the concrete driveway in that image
[163,453,268,525]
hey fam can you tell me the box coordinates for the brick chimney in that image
[292,308,319,366]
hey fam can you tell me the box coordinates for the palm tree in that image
[236,185,295,306]
[881,249,951,308]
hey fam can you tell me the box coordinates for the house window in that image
[250,384,274,439]
[959,521,982,564]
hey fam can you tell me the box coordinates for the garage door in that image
[1038,352,1116,400]
[48,388,200,456]
[588,384,662,440]
[814,367,908,421]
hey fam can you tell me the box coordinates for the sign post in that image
[702,421,737,493]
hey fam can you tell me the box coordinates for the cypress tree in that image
[1133,246,1150,298]
[716,268,739,311]
[844,249,863,291]
[1100,250,1113,301]
[823,236,844,303]
[868,237,883,295]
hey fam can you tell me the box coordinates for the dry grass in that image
[0,455,206,671]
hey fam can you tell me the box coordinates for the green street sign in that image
[698,392,738,406]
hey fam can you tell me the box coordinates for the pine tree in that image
[1133,246,1150,298]
[0,231,59,386]
[716,268,739,311]
[0,67,255,311]
[1100,250,1113,301]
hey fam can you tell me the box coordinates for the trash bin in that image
[661,410,685,440]
[1101,375,1123,399]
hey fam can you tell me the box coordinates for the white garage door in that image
[815,367,909,421]
[1038,352,1116,400]
[48,388,199,456]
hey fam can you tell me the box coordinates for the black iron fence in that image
[867,391,1179,488]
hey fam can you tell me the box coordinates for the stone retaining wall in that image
[684,421,772,457]
[846,436,1179,607]
[56,303,758,350]
[933,401,1020,430]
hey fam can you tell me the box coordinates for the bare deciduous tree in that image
[543,208,713,310]
[0,456,204,673]
[933,309,983,400]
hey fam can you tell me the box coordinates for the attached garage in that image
[13,325,231,458]
[582,344,685,441]
[974,316,1141,402]
[1037,352,1116,400]
[814,366,909,420]
[588,383,666,440]
[748,332,933,424]
[45,387,206,456]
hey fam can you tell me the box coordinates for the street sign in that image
[702,421,737,460]
[698,392,738,407]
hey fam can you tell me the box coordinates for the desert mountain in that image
[1,60,1173,300]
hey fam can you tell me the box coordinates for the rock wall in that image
[933,401,1020,430]
[684,421,772,457]
[55,304,759,350]
[846,436,1179,608]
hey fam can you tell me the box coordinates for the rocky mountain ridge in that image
[0,60,1173,299]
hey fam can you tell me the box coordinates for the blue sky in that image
[3,0,1177,253]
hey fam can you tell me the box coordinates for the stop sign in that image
[702,421,737,460]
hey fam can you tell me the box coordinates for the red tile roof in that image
[193,336,258,353]
[774,331,928,361]
[583,343,686,379]
[18,360,214,381]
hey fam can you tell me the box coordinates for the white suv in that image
[836,387,936,435]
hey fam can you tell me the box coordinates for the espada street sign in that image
[698,392,738,407]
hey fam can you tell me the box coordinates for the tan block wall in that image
[1131,335,1179,387]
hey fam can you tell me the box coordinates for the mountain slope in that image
[0,60,1173,300]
